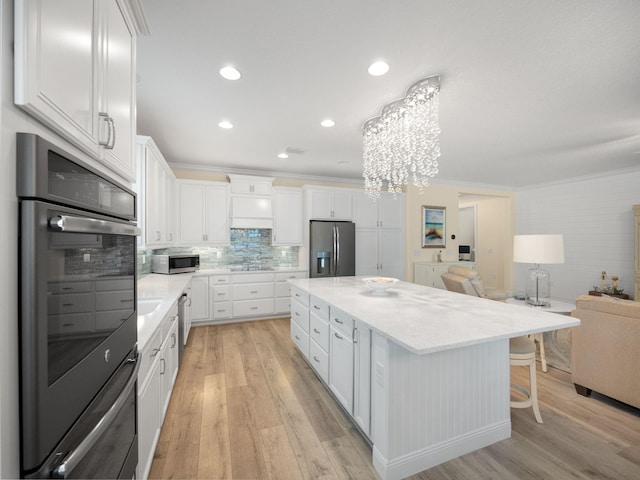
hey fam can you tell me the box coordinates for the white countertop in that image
[137,273,193,349]
[195,266,307,275]
[289,276,580,355]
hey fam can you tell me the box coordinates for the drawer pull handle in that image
[250,306,258,310]
[62,287,72,290]
[217,309,226,312]
[62,303,74,307]
[63,323,74,327]
[289,275,295,279]
[250,290,258,294]
[313,328,320,334]
[295,293,300,297]
[334,318,343,324]
[120,299,133,303]
[217,293,225,296]
[151,348,160,357]
[171,316,176,322]
[313,356,320,363]
[295,312,300,316]
[313,305,320,310]
[295,335,300,340]
[334,332,344,340]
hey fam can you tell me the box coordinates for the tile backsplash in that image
[138,229,299,277]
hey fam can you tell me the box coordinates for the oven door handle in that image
[48,214,141,236]
[52,354,141,479]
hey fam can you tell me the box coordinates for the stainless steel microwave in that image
[151,254,200,274]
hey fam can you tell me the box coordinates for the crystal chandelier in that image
[362,75,441,200]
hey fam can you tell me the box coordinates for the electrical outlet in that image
[83,253,90,263]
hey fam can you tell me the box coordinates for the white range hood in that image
[230,196,273,229]
[228,174,275,229]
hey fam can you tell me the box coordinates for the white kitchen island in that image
[288,276,580,480]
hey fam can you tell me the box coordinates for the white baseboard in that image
[372,420,511,480]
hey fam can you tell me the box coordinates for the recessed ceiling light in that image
[368,61,389,76]
[218,120,233,129]
[321,119,335,128]
[278,153,289,159]
[219,66,241,80]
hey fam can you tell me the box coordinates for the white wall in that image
[515,169,640,302]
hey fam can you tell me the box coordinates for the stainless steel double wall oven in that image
[17,133,141,478]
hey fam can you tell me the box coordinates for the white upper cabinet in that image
[177,181,229,245]
[228,174,274,196]
[14,0,144,181]
[273,187,303,245]
[305,187,353,220]
[136,136,175,248]
[101,0,137,180]
[354,192,404,229]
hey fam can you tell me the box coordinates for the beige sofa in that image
[571,295,640,409]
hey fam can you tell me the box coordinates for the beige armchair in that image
[441,265,508,301]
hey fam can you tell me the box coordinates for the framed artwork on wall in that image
[422,206,446,248]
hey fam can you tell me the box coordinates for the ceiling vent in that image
[285,146,308,155]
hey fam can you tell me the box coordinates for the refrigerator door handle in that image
[335,224,341,275]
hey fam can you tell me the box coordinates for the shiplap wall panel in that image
[385,338,510,458]
[516,169,640,301]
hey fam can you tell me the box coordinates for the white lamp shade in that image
[513,234,565,264]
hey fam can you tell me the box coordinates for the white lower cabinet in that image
[190,276,209,321]
[190,271,307,323]
[414,261,476,289]
[137,302,179,480]
[353,322,372,436]
[290,290,372,439]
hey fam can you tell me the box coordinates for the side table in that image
[506,298,576,372]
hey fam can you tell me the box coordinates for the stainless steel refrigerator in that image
[309,220,356,278]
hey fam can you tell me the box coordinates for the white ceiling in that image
[136,0,640,189]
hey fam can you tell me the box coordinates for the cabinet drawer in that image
[309,339,329,383]
[48,293,93,314]
[212,285,231,302]
[95,291,134,311]
[211,275,231,285]
[310,313,329,352]
[95,309,130,330]
[275,297,291,314]
[275,282,291,298]
[48,312,94,335]
[139,329,162,385]
[212,301,231,320]
[310,295,329,321]
[48,281,91,294]
[161,304,178,339]
[291,286,309,307]
[233,282,274,300]
[232,298,274,317]
[291,299,309,333]
[232,273,274,284]
[330,306,354,335]
[290,319,309,359]
[95,277,135,291]
[275,271,307,282]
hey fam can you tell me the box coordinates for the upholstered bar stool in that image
[509,336,543,424]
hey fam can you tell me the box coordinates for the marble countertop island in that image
[288,276,581,480]
[289,276,579,355]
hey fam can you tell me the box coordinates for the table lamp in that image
[513,234,565,307]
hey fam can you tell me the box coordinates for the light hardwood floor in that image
[149,318,640,479]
